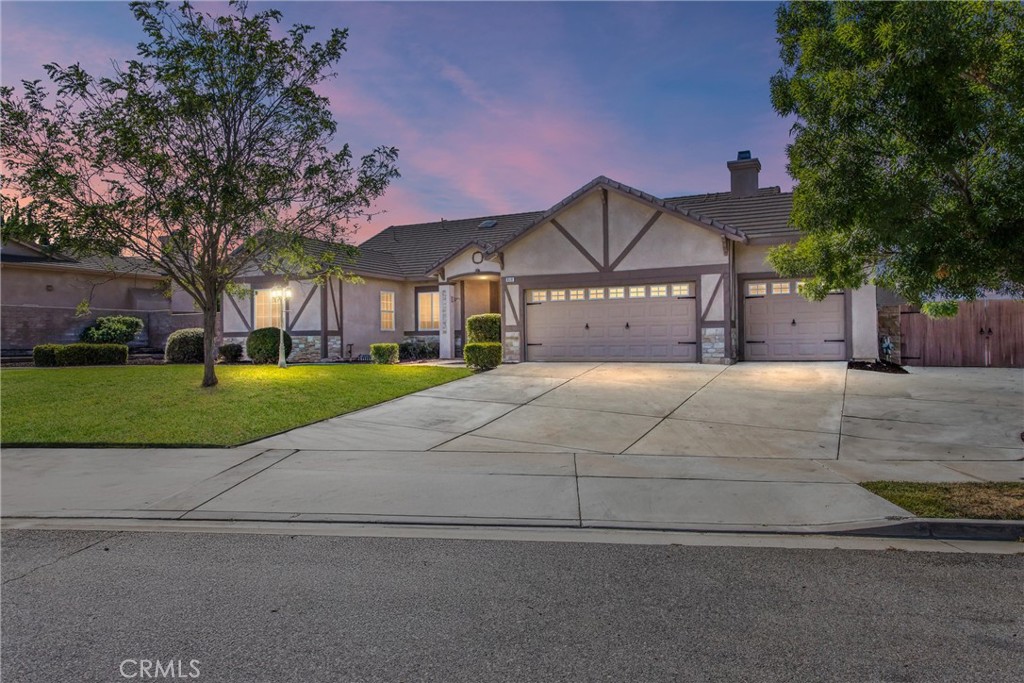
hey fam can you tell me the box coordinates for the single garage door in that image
[525,283,697,361]
[743,279,846,360]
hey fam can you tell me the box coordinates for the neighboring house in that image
[0,240,204,354]
[223,152,880,364]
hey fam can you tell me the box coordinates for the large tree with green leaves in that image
[1,0,398,386]
[768,1,1024,314]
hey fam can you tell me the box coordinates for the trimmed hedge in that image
[464,342,502,370]
[370,343,399,365]
[33,344,62,367]
[165,328,205,364]
[80,315,144,345]
[54,343,128,366]
[466,313,501,343]
[399,337,440,361]
[246,327,292,364]
[219,343,244,363]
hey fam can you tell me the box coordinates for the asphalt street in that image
[2,530,1022,683]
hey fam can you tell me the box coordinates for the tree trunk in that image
[201,300,219,388]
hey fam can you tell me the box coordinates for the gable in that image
[503,186,729,276]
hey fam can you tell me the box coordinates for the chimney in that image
[727,150,760,198]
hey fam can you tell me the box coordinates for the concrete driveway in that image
[3,362,1022,533]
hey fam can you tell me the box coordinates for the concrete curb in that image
[832,518,1024,542]
[3,514,1021,542]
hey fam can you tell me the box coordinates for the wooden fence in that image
[898,300,1023,368]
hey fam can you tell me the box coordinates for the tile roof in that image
[296,237,406,278]
[665,187,798,242]
[359,210,546,278]
[0,248,161,276]
[310,180,798,280]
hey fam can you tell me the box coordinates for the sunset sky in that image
[1,1,795,241]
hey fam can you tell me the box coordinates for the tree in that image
[1,0,398,385]
[768,1,1024,313]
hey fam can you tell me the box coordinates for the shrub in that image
[80,315,144,345]
[464,342,502,370]
[219,342,244,363]
[33,344,62,367]
[165,328,205,364]
[54,343,128,366]
[370,343,399,365]
[246,327,292,364]
[399,337,441,361]
[466,313,501,343]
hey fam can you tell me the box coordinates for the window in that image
[380,291,395,331]
[629,286,646,298]
[254,289,286,329]
[417,290,440,330]
[529,290,547,303]
[608,287,625,299]
[588,288,605,300]
[771,282,790,295]
[747,282,767,296]
[672,283,692,297]
[649,285,668,298]
[569,288,585,301]
[550,289,566,302]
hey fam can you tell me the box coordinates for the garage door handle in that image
[791,319,797,326]
[585,323,589,330]
[625,322,630,329]
[526,343,543,347]
[746,340,765,344]
[677,341,697,345]
[825,339,845,343]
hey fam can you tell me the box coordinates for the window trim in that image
[254,288,288,330]
[380,290,396,332]
[415,287,441,332]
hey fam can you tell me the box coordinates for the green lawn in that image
[0,364,473,447]
[862,481,1024,520]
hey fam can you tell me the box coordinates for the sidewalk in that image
[3,446,1018,537]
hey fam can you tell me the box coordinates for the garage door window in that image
[608,287,625,299]
[672,283,692,297]
[529,290,547,303]
[628,286,646,298]
[550,290,566,302]
[771,282,790,295]
[569,288,585,301]
[649,285,668,297]
[589,288,605,300]
[747,282,767,296]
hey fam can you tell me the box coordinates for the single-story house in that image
[0,240,204,354]
[223,152,879,365]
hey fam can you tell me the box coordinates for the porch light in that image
[271,287,293,368]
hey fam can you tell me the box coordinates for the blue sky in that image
[1,1,794,238]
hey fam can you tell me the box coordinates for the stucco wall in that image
[1,264,169,310]
[442,247,502,279]
[850,283,879,360]
[735,244,773,274]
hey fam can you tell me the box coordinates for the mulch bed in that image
[848,360,909,374]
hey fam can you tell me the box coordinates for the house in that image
[0,240,204,354]
[222,152,879,364]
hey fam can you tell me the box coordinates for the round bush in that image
[80,315,144,344]
[165,328,205,364]
[246,327,292,364]
[219,342,244,363]
[370,342,399,365]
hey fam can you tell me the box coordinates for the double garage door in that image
[743,279,847,361]
[525,283,697,362]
